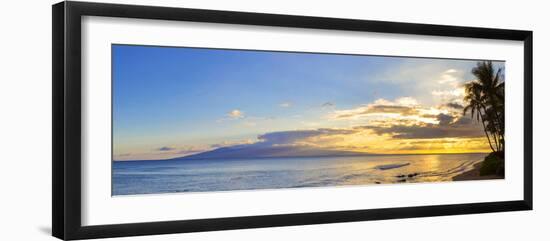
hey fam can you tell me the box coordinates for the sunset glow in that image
[112,45,502,161]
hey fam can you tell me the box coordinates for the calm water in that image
[112,153,486,195]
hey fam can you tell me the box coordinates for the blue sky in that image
[112,45,504,160]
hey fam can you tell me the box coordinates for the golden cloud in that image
[227,109,244,119]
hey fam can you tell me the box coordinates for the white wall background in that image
[0,0,547,240]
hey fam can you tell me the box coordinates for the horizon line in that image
[113,151,491,162]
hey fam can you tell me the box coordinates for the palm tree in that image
[463,61,505,153]
[463,82,496,152]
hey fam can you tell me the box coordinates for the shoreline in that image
[453,162,503,181]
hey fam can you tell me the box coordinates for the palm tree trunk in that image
[478,112,496,152]
[492,132,499,152]
[480,106,497,153]
[488,98,504,152]
[493,110,504,151]
[501,132,505,151]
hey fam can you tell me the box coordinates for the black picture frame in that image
[52,1,533,240]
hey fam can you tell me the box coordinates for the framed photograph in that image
[52,1,533,240]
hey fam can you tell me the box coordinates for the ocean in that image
[112,153,486,195]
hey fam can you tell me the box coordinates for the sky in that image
[112,45,504,161]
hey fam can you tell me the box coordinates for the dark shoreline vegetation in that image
[453,151,504,181]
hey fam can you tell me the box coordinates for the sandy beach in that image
[453,162,503,181]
